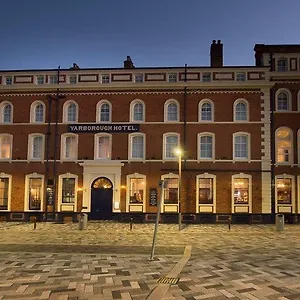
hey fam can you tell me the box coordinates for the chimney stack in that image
[210,40,223,67]
[124,56,135,69]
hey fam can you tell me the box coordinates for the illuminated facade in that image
[0,41,299,223]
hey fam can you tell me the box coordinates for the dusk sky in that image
[1,0,300,70]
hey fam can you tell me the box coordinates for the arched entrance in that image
[90,177,113,220]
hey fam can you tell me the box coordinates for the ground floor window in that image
[126,174,146,212]
[62,178,76,203]
[276,178,292,204]
[164,178,179,204]
[0,178,9,210]
[29,178,42,210]
[198,178,213,204]
[233,178,249,204]
[129,178,144,203]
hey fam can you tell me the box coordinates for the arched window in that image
[163,133,179,160]
[164,99,179,122]
[276,89,291,111]
[63,100,78,123]
[234,99,249,121]
[198,133,215,160]
[96,100,112,122]
[0,134,12,160]
[199,99,214,121]
[276,127,293,164]
[130,100,145,122]
[0,102,13,123]
[30,101,45,123]
[277,58,288,72]
[129,133,145,160]
[94,133,112,159]
[233,132,250,161]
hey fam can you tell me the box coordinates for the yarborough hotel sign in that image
[68,124,140,133]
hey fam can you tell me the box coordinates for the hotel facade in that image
[0,41,299,223]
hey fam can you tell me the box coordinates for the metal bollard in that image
[228,216,231,231]
[130,217,133,230]
[33,216,37,230]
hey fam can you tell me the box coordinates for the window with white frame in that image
[130,100,145,122]
[28,134,44,160]
[97,100,111,122]
[276,127,293,164]
[198,133,214,160]
[63,101,78,123]
[27,176,43,210]
[69,75,77,84]
[0,134,12,160]
[163,177,178,204]
[199,99,214,121]
[198,177,214,204]
[233,177,250,204]
[49,75,58,84]
[129,133,145,160]
[164,133,179,159]
[277,58,288,72]
[234,99,248,121]
[129,177,145,204]
[6,76,12,85]
[233,133,250,160]
[94,134,111,159]
[37,75,44,85]
[298,90,300,111]
[276,91,290,111]
[168,73,177,82]
[164,99,179,122]
[61,134,78,160]
[62,177,76,203]
[101,74,110,83]
[236,72,246,81]
[30,101,45,123]
[0,175,10,210]
[202,73,211,82]
[0,102,13,123]
[135,73,144,83]
[276,178,292,204]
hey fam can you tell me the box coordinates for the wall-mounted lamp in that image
[77,188,86,192]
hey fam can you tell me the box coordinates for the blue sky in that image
[1,0,300,70]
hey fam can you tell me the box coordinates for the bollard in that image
[130,217,133,230]
[228,216,231,231]
[33,216,37,230]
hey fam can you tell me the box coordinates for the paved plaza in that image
[1,222,300,299]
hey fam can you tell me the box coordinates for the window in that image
[276,127,293,164]
[58,173,78,212]
[129,134,145,160]
[129,178,144,203]
[135,74,144,83]
[37,76,44,85]
[277,178,292,204]
[94,134,111,159]
[276,90,290,111]
[63,101,78,123]
[0,102,13,123]
[5,76,12,85]
[164,99,179,122]
[101,74,110,84]
[199,178,213,204]
[28,134,44,160]
[62,178,76,203]
[234,99,248,121]
[168,73,177,82]
[0,176,10,210]
[49,75,58,84]
[0,134,12,160]
[163,133,179,160]
[126,174,146,212]
[277,58,288,72]
[196,174,216,213]
[30,101,45,123]
[97,100,112,122]
[236,72,246,81]
[164,178,178,204]
[198,133,214,160]
[130,100,145,122]
[202,73,211,82]
[233,178,249,204]
[298,90,300,111]
[61,134,78,160]
[69,75,77,84]
[199,99,214,121]
[233,133,250,160]
[29,177,42,210]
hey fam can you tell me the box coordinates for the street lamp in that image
[174,148,182,231]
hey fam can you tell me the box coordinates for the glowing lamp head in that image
[174,148,182,156]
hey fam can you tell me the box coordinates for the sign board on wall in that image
[68,124,140,133]
[149,188,158,206]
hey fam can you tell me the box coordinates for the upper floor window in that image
[276,89,291,111]
[69,75,77,84]
[164,99,179,122]
[94,133,111,159]
[63,101,78,123]
[233,133,250,161]
[234,99,249,121]
[135,74,144,83]
[61,134,78,160]
[49,75,58,84]
[36,76,44,85]
[101,74,110,84]
[163,133,179,160]
[5,76,12,86]
[276,127,293,164]
[0,102,13,123]
[30,101,45,123]
[277,58,288,72]
[199,99,214,121]
[28,134,45,160]
[202,73,211,82]
[168,73,177,82]
[236,72,246,82]
[130,100,145,122]
[198,133,214,160]
[0,134,12,160]
[97,100,111,122]
[129,133,145,160]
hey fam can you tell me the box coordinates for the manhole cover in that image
[157,277,179,285]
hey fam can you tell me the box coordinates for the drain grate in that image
[157,277,179,285]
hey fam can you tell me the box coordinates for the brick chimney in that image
[124,56,135,69]
[210,40,223,67]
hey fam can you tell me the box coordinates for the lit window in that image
[49,75,58,84]
[69,75,77,84]
[165,100,179,122]
[62,178,76,203]
[198,134,214,160]
[129,134,145,160]
[61,134,78,160]
[233,178,249,204]
[198,178,214,204]
[0,177,9,210]
[37,76,44,85]
[5,76,12,85]
[276,178,292,204]
[0,134,12,160]
[102,74,110,84]
[276,127,293,164]
[236,72,246,81]
[277,92,289,111]
[29,178,42,210]
[95,134,111,159]
[129,178,144,203]
[28,134,44,160]
[131,101,144,122]
[135,74,144,83]
[234,100,248,121]
[164,134,179,159]
[234,133,249,160]
[277,58,288,72]
[164,178,178,204]
[202,73,211,82]
[168,73,177,82]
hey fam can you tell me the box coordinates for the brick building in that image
[0,41,298,223]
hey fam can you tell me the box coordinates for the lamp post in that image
[175,148,182,231]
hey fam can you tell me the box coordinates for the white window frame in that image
[69,75,77,84]
[96,100,112,123]
[163,132,180,161]
[6,76,13,85]
[233,99,249,122]
[126,173,146,213]
[275,127,293,165]
[161,173,179,213]
[27,133,45,161]
[0,134,13,161]
[0,101,13,123]
[298,90,300,111]
[236,72,246,82]
[277,58,288,72]
[101,74,110,84]
[202,73,211,82]
[36,75,45,85]
[62,100,79,123]
[135,73,144,83]
[275,89,292,112]
[198,99,214,122]
[30,101,45,123]
[197,132,215,161]
[0,173,12,211]
[231,173,252,213]
[298,129,300,167]
[94,133,112,160]
[58,173,78,212]
[49,75,58,84]
[275,174,295,214]
[128,133,145,161]
[164,99,180,122]
[196,173,216,213]
[24,173,44,211]
[233,132,250,162]
[168,73,177,82]
[130,99,145,122]
[60,133,78,161]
